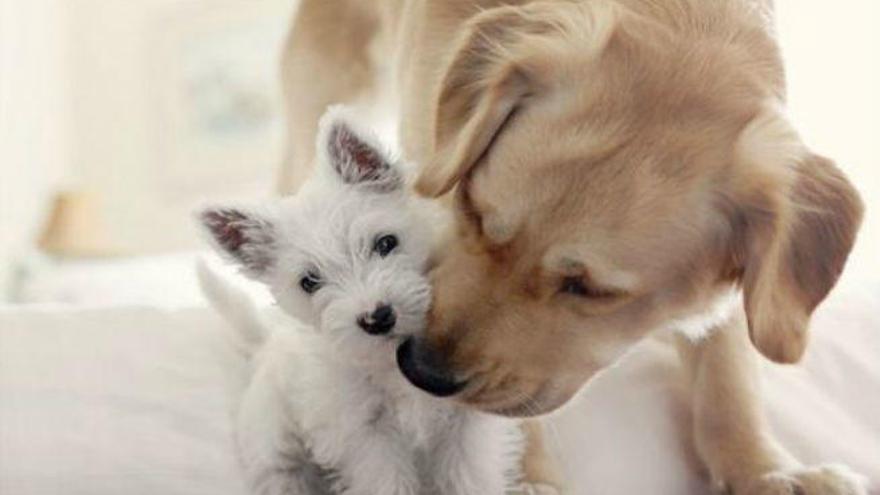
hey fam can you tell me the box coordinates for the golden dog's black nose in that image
[396,337,466,397]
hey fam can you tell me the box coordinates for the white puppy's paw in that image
[732,464,868,495]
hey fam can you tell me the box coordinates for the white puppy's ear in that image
[318,106,402,191]
[198,206,277,280]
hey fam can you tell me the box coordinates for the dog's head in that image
[201,108,433,364]
[397,3,864,415]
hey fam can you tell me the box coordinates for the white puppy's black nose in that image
[358,304,396,335]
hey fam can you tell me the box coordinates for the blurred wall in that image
[64,0,294,253]
[1,0,296,300]
[0,0,71,296]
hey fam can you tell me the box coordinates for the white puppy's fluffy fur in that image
[198,107,524,495]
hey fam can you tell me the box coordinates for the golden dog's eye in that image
[560,276,615,299]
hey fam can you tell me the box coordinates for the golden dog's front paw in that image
[731,464,868,495]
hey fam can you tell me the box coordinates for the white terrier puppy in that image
[197,107,524,495]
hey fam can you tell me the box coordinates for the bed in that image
[1,256,878,494]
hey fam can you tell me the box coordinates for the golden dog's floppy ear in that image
[415,2,618,197]
[732,108,864,363]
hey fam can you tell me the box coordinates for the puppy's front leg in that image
[517,420,566,495]
[237,372,330,495]
[676,310,867,495]
[430,414,563,495]
[431,412,518,495]
[333,425,419,495]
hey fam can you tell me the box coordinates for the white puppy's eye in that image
[373,234,399,257]
[299,271,322,294]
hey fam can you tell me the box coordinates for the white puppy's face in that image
[201,108,433,364]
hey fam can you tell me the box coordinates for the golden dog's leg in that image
[677,311,867,495]
[518,419,566,495]
[277,0,387,194]
[676,312,794,493]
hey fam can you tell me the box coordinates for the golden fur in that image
[280,0,865,492]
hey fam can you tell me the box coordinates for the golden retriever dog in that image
[279,0,866,493]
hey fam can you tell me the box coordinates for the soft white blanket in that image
[548,282,880,493]
[1,285,878,494]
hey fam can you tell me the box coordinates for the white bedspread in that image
[1,284,878,494]
[548,281,880,493]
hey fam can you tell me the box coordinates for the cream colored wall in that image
[65,0,295,253]
[0,0,71,297]
[1,0,295,300]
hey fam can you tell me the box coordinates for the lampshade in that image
[38,190,122,257]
